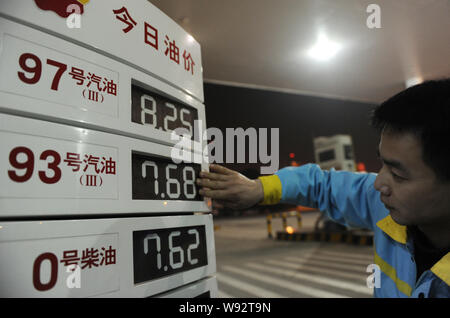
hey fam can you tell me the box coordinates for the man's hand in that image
[197,164,264,210]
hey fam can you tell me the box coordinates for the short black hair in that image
[371,78,450,182]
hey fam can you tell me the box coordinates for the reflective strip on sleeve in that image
[258,175,282,205]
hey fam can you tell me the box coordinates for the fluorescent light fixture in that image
[405,76,423,88]
[307,33,342,61]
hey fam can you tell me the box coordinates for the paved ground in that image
[213,212,374,298]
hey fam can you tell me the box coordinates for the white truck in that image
[314,134,356,172]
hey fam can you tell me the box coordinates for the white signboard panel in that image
[1,129,118,200]
[156,276,218,298]
[0,113,210,217]
[0,0,204,102]
[0,18,206,152]
[0,214,216,297]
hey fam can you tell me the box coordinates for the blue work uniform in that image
[258,164,450,298]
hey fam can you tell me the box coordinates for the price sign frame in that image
[0,2,217,299]
[0,214,216,297]
[0,18,206,153]
[0,113,210,218]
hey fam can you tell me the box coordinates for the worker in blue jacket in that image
[197,79,450,298]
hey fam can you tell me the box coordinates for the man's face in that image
[374,129,450,226]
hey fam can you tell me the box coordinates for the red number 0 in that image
[38,150,62,184]
[33,253,58,291]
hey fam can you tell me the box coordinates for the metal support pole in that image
[282,212,287,230]
[297,210,302,229]
[267,213,273,239]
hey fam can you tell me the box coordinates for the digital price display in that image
[133,225,208,284]
[131,84,199,140]
[132,152,202,201]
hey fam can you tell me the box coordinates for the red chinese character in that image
[81,248,99,269]
[164,35,180,64]
[60,250,80,268]
[83,155,100,173]
[144,22,158,50]
[102,78,117,96]
[86,73,103,91]
[64,152,82,172]
[182,50,195,75]
[100,246,116,266]
[113,7,137,33]
[69,67,86,85]
[100,157,116,175]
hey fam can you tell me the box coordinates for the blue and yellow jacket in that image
[259,164,450,298]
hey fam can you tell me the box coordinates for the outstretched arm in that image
[197,164,264,210]
[199,163,381,230]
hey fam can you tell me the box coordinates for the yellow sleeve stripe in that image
[258,175,282,205]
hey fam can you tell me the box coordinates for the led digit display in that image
[131,152,202,201]
[131,84,199,140]
[133,225,208,284]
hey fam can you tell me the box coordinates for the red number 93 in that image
[8,147,61,184]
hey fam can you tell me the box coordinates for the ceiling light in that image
[307,33,342,61]
[405,76,423,88]
[187,34,195,43]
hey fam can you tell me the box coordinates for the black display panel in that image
[131,84,199,141]
[133,225,208,284]
[132,152,202,201]
[318,149,336,162]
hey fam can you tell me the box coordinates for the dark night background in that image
[203,82,382,178]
